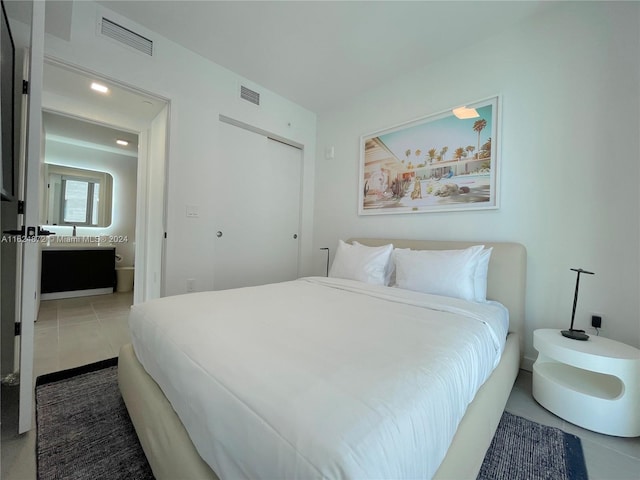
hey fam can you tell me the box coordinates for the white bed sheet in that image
[129,277,509,480]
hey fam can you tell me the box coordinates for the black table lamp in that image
[561,268,594,341]
[320,248,330,277]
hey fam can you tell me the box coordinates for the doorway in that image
[32,58,169,375]
[42,58,169,301]
[0,55,170,435]
[34,110,139,376]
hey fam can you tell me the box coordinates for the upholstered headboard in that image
[348,239,527,354]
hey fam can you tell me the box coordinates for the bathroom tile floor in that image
[33,291,134,378]
[2,305,639,479]
[1,292,134,480]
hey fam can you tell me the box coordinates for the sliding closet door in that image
[213,122,301,290]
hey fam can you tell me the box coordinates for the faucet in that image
[72,225,77,237]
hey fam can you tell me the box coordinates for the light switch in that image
[325,146,335,160]
[186,205,199,218]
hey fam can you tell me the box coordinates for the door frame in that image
[17,51,170,432]
[40,56,170,304]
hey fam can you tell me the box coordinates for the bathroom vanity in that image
[41,246,116,300]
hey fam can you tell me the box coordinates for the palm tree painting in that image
[427,148,437,164]
[439,146,448,162]
[466,145,475,159]
[473,119,487,160]
[359,96,499,215]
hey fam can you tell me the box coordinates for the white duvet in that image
[129,277,509,480]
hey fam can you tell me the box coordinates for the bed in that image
[118,239,526,479]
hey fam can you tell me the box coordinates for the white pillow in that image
[353,241,395,285]
[329,240,394,286]
[393,245,484,301]
[473,247,493,302]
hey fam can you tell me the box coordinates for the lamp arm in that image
[563,268,594,341]
[570,273,581,330]
[568,268,594,331]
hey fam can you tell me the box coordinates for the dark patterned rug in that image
[36,359,588,480]
[478,411,588,480]
[35,358,153,480]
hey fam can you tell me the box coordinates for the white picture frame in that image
[359,96,500,215]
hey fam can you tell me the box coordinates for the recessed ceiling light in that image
[116,139,129,146]
[91,82,109,94]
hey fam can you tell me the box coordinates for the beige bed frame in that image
[119,239,526,480]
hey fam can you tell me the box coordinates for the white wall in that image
[43,140,137,266]
[13,2,637,362]
[10,1,317,296]
[140,105,169,301]
[313,2,640,362]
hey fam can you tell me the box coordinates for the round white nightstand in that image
[532,328,640,437]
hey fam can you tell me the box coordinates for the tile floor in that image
[506,371,640,479]
[1,292,133,480]
[2,301,639,479]
[32,292,133,378]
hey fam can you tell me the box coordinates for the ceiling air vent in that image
[101,17,153,56]
[240,85,260,106]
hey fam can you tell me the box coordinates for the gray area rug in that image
[36,359,588,480]
[478,411,588,480]
[35,358,153,480]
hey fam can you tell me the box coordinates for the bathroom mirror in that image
[42,164,113,227]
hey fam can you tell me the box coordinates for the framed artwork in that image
[359,96,499,215]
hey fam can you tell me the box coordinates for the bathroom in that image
[30,59,168,377]
[39,58,169,301]
[40,110,138,300]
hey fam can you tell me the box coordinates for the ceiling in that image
[43,110,139,158]
[43,61,167,128]
[11,1,555,148]
[96,1,554,112]
[42,61,168,157]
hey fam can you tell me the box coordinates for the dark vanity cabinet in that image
[41,247,116,294]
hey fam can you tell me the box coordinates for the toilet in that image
[115,266,135,293]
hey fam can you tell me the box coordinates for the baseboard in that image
[41,287,114,301]
[35,357,117,387]
[521,355,535,372]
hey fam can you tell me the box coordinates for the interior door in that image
[0,0,21,392]
[0,193,18,382]
[17,1,45,434]
[213,121,302,290]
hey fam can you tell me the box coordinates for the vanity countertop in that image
[42,236,115,250]
[43,245,116,250]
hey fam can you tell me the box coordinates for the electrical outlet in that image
[591,314,602,329]
[186,278,195,292]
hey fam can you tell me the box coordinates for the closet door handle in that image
[216,231,223,238]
